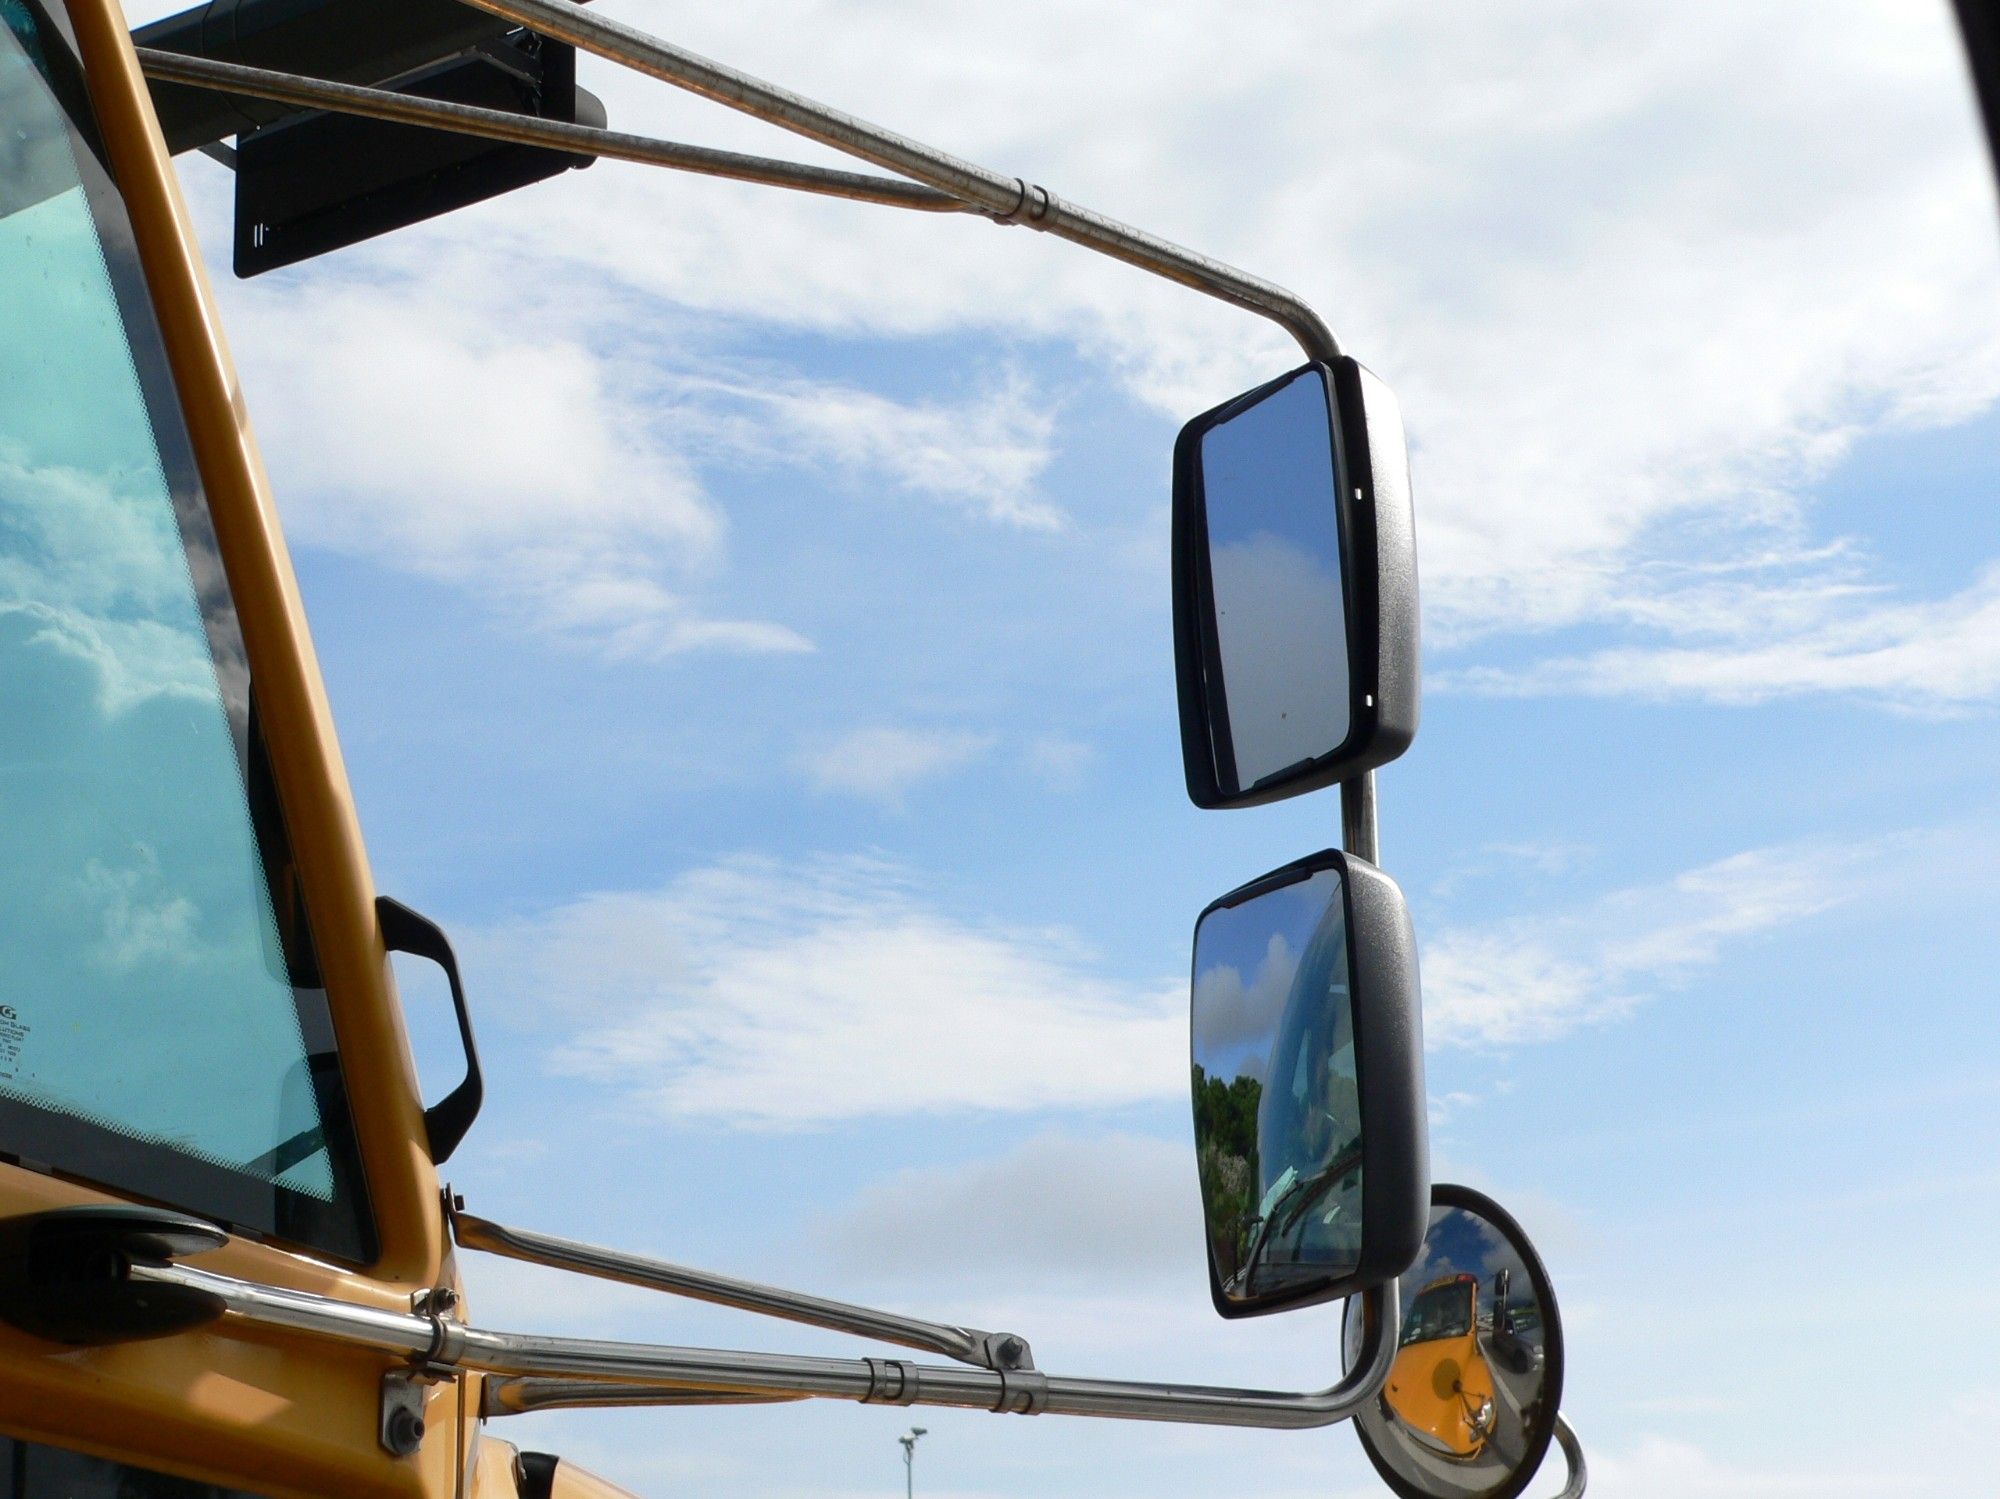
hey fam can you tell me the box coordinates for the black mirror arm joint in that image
[377,896,484,1164]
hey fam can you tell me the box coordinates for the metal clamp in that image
[990,1366,1048,1415]
[995,177,1054,227]
[861,1357,919,1405]
[378,1285,468,1459]
[409,1285,467,1376]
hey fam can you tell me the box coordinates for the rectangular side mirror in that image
[1190,849,1427,1318]
[1172,359,1418,809]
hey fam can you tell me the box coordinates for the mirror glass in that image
[1342,1186,1565,1499]
[1191,863,1362,1311]
[1194,366,1350,797]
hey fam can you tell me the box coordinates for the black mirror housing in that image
[1189,849,1428,1319]
[1173,358,1419,809]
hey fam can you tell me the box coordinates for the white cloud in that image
[472,855,1183,1127]
[1589,1436,1927,1498]
[1022,734,1095,790]
[1423,840,1866,1047]
[1443,562,2000,710]
[470,0,2000,679]
[1428,840,1596,899]
[796,725,995,804]
[813,1131,1197,1286]
[81,855,200,974]
[1426,1090,1483,1129]
[1190,930,1298,1075]
[173,187,1060,658]
[679,371,1061,530]
[213,272,815,660]
[152,0,2000,699]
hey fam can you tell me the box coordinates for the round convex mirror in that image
[1341,1184,1564,1499]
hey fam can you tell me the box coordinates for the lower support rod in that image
[126,1259,1398,1430]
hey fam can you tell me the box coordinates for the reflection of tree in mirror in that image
[1190,1064,1261,1281]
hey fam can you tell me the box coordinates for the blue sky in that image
[127,0,2000,1493]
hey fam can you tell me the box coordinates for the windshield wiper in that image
[1239,1143,1364,1291]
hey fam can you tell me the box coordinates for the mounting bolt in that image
[380,1371,429,1458]
[383,1406,425,1458]
[995,1336,1026,1368]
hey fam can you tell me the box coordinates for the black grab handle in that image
[377,896,484,1165]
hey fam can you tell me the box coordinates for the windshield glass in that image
[0,1,372,1259]
[1400,1280,1475,1347]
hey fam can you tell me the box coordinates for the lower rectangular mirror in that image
[1190,849,1427,1318]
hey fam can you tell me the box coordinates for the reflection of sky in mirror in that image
[1199,367,1349,791]
[1190,869,1341,1084]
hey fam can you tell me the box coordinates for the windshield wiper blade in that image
[1274,1143,1362,1235]
[1238,1144,1364,1292]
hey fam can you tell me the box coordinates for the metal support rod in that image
[450,0,1341,364]
[1340,775,1379,864]
[453,1209,1031,1372]
[442,0,1379,858]
[141,9,1384,863]
[1548,1414,1589,1498]
[442,0,1379,855]
[127,1259,1399,1430]
[483,1378,805,1416]
[133,48,973,214]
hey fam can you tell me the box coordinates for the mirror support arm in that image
[450,0,1343,364]
[1340,775,1379,863]
[443,0,1382,864]
[450,1207,1034,1375]
[120,1253,1400,1431]
[1548,1415,1589,1498]
[133,49,978,214]
[139,3,1384,864]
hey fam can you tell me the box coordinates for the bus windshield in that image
[0,0,373,1259]
[1399,1280,1474,1348]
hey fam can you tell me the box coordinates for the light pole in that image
[897,1427,927,1499]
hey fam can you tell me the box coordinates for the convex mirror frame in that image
[1173,358,1419,809]
[1190,848,1428,1319]
[1341,1184,1567,1499]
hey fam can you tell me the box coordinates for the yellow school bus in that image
[28,0,1989,1493]
[1381,1274,1496,1461]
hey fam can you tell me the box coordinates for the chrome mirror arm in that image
[133,49,977,216]
[1547,1414,1589,1498]
[450,1206,1034,1374]
[450,0,1376,852]
[125,1254,1399,1431]
[140,0,1377,851]
[454,0,1342,365]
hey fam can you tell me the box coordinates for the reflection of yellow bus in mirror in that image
[1382,1274,1497,1461]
